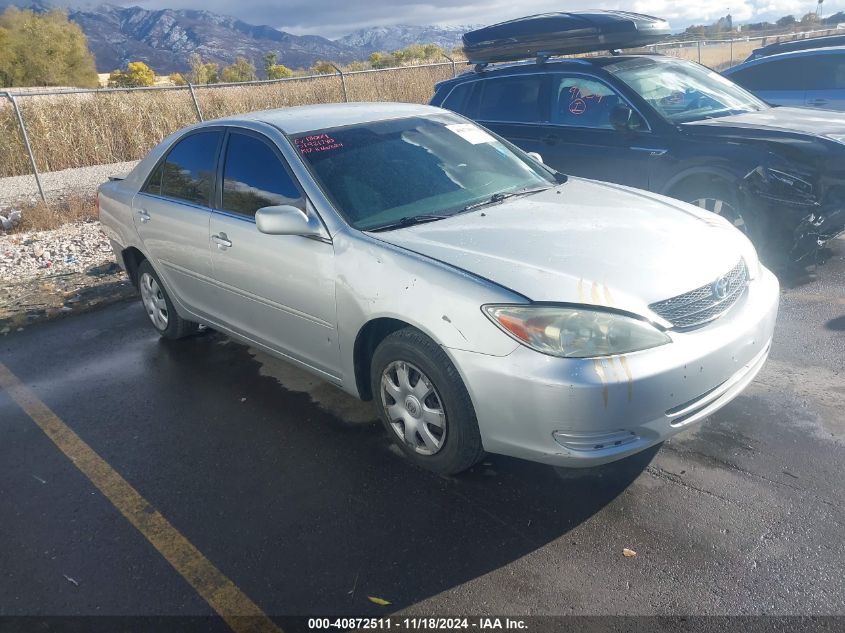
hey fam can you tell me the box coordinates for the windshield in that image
[290,114,556,231]
[604,57,768,123]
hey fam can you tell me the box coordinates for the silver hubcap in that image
[139,272,169,331]
[691,197,747,233]
[380,361,446,455]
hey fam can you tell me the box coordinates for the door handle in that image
[541,134,558,145]
[808,98,828,106]
[630,147,668,157]
[136,209,151,223]
[212,233,232,249]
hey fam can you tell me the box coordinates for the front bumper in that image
[447,267,780,468]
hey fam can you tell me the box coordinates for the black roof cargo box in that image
[462,11,672,64]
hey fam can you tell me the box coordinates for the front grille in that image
[649,259,748,329]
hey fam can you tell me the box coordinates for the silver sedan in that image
[98,103,779,474]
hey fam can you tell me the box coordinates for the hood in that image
[370,179,755,318]
[683,106,845,139]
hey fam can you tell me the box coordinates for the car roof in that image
[750,34,845,58]
[219,102,444,135]
[725,45,845,72]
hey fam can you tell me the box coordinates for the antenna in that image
[816,0,824,20]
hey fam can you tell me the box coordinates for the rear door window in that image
[729,57,809,91]
[220,132,304,217]
[156,130,222,206]
[476,75,545,123]
[808,54,845,90]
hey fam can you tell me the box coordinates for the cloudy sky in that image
[62,0,845,38]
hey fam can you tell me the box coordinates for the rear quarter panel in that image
[98,179,141,266]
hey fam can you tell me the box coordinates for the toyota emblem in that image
[713,275,730,299]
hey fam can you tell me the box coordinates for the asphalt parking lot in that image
[1,240,844,630]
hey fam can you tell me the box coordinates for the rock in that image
[33,244,44,258]
[0,216,10,231]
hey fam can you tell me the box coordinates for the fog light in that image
[553,429,639,451]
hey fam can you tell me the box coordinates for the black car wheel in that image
[674,179,766,245]
[370,327,485,475]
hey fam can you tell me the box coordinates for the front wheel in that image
[675,179,772,259]
[681,185,751,236]
[370,327,484,475]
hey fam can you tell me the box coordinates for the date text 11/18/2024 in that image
[307,617,528,630]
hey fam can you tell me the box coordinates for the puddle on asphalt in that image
[246,347,377,424]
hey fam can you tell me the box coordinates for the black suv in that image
[431,54,845,269]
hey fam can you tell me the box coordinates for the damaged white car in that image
[98,103,779,474]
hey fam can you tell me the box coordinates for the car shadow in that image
[146,331,656,616]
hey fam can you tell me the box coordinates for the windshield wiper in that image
[366,214,449,232]
[461,185,554,213]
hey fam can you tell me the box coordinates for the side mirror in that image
[255,205,323,237]
[526,151,544,164]
[609,104,636,133]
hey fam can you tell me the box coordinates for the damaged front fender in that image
[742,165,845,264]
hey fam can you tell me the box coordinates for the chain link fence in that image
[1,27,841,202]
[0,62,457,201]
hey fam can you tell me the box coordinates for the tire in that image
[675,178,777,265]
[137,260,198,340]
[370,327,484,475]
[676,180,755,237]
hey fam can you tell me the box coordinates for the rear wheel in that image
[137,260,198,339]
[370,327,484,475]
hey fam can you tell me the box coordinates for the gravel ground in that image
[0,162,139,330]
[0,220,135,334]
[0,221,115,282]
[0,160,138,203]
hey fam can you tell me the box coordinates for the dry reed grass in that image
[7,193,97,232]
[656,39,759,70]
[0,64,455,178]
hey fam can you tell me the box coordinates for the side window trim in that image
[214,127,308,222]
[139,127,224,207]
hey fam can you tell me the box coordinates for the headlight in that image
[482,305,671,358]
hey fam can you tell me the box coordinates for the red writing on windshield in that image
[295,134,343,154]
